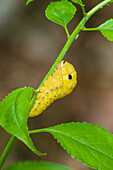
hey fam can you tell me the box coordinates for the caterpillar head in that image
[60,60,77,94]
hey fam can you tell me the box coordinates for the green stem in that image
[36,0,110,93]
[29,128,47,134]
[35,17,87,93]
[82,27,100,31]
[0,136,16,169]
[81,5,86,16]
[86,0,111,18]
[64,26,70,38]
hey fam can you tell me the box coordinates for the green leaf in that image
[26,0,34,5]
[4,161,71,170]
[45,1,77,27]
[0,87,44,156]
[70,0,84,6]
[98,19,113,41]
[43,122,113,170]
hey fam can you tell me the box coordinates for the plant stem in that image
[81,5,86,16]
[36,0,110,93]
[35,17,87,93]
[29,128,47,134]
[64,26,70,38]
[0,136,16,169]
[82,27,100,31]
[87,0,111,18]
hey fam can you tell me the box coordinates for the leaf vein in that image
[48,129,113,160]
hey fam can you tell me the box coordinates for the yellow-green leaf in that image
[45,1,77,27]
[41,122,113,170]
[98,19,113,41]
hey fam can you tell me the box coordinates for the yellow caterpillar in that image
[29,60,77,117]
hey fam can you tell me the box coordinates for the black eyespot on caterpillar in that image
[68,74,72,80]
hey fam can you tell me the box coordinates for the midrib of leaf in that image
[13,89,31,144]
[100,28,113,31]
[53,14,65,22]
[47,129,113,161]
[55,10,67,26]
[59,131,82,159]
[59,133,110,169]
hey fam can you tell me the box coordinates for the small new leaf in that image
[4,161,71,170]
[43,122,113,170]
[45,1,77,27]
[98,19,113,41]
[0,87,44,156]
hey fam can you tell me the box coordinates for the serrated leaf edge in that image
[46,122,113,169]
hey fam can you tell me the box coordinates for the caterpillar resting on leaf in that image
[29,60,77,117]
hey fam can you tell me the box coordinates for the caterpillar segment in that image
[29,60,77,117]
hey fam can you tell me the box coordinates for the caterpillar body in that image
[29,60,77,117]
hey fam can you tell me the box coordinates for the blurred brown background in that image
[0,0,113,169]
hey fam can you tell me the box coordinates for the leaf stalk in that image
[64,26,70,38]
[82,27,99,31]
